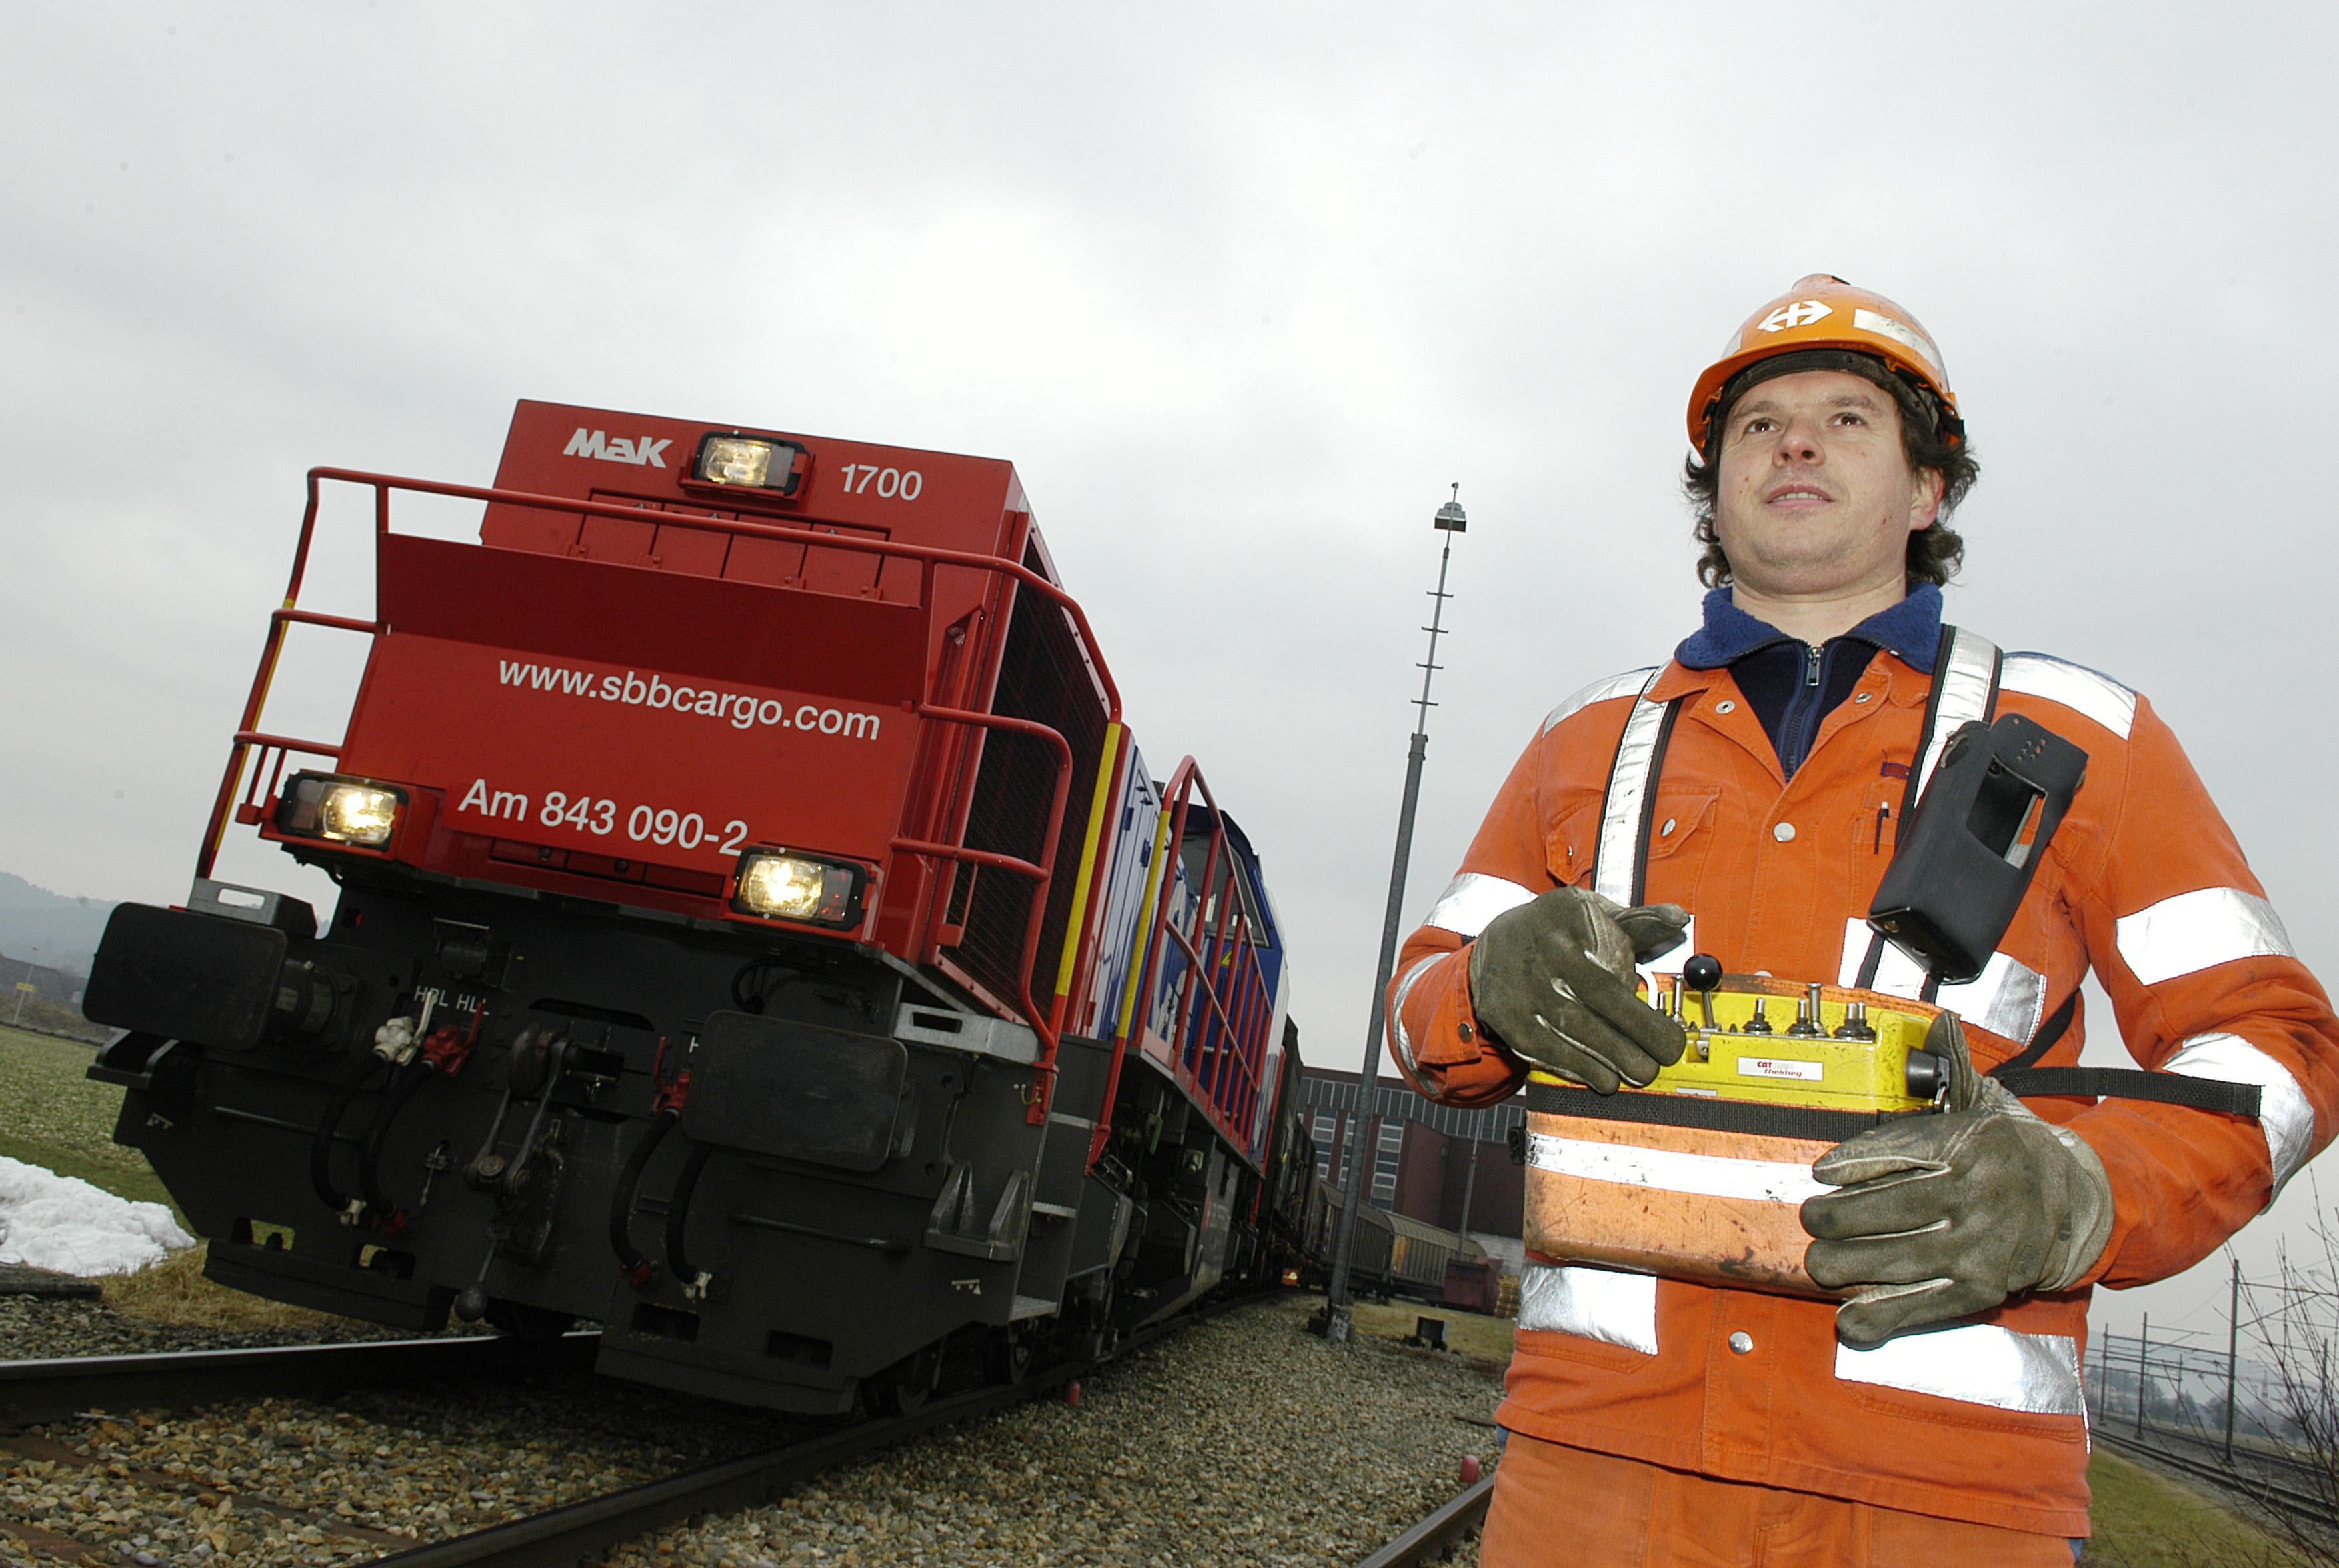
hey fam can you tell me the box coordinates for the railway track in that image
[369,1362,1087,1567]
[0,1300,1244,1567]
[1354,1471,1493,1567]
[2094,1425,2339,1537]
[0,1331,597,1427]
[5,1289,1502,1567]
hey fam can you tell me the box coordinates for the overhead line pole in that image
[2226,1255,2240,1461]
[1326,487,1467,1335]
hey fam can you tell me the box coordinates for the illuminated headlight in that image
[277,773,406,848]
[321,785,400,844]
[733,850,864,927]
[690,433,810,497]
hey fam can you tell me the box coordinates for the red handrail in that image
[1085,758,1275,1173]
[197,467,1121,1119]
[889,703,1075,1122]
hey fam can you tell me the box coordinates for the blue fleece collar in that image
[1674,583,1943,673]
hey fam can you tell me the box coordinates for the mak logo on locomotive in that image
[562,427,672,467]
[495,659,883,739]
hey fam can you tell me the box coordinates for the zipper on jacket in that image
[1777,642,1828,777]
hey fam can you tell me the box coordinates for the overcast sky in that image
[7,2,2335,1343]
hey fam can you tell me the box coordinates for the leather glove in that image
[1467,887,1690,1093]
[1801,1013,2114,1347]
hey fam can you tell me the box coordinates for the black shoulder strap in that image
[1986,991,2262,1117]
[1855,625,2004,991]
[1994,1066,2262,1117]
[1590,670,1684,909]
[1906,623,2005,817]
[1995,991,2077,1075]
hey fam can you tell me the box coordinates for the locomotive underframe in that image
[93,869,1254,1413]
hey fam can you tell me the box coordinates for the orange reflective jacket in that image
[1389,636,2339,1537]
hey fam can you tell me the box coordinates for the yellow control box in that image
[1520,975,1951,1298]
[1632,975,1942,1113]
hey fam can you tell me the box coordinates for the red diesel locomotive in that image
[85,401,1312,1413]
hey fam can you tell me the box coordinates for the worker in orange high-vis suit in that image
[1387,276,2339,1565]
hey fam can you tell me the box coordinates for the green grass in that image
[2082,1447,2301,1567]
[1290,1291,1516,1365]
[0,1023,365,1329]
[0,1024,178,1213]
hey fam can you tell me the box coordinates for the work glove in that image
[1467,887,1689,1093]
[1800,1013,2114,1347]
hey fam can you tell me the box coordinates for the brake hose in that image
[310,1056,387,1214]
[609,1108,680,1280]
[663,1138,719,1289]
[355,1059,437,1224]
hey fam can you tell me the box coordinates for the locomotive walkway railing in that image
[1087,758,1276,1172]
[199,467,1125,1121]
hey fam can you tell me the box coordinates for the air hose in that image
[609,1108,680,1281]
[356,1059,438,1225]
[310,1056,388,1215]
[663,1138,719,1290]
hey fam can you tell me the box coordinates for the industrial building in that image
[1295,1065,1526,1271]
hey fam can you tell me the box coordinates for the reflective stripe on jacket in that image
[1388,643,2339,1537]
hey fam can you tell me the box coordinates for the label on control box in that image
[1738,1057,1824,1083]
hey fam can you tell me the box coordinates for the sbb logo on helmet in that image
[1688,273,1963,459]
[1757,299,1834,333]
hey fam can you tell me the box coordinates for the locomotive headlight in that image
[276,773,407,848]
[691,433,810,497]
[319,784,400,845]
[733,850,864,927]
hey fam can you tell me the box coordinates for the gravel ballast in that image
[3,1292,1504,1567]
[0,1293,442,1362]
[604,1295,1501,1568]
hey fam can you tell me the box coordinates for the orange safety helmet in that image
[1686,275,1962,459]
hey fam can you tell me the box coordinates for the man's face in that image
[1711,368,1944,603]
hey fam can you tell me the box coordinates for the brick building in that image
[1295,1065,1526,1260]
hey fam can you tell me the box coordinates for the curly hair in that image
[1681,349,1979,589]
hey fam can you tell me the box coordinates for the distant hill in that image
[0,872,116,985]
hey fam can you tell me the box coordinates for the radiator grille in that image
[943,551,1107,1013]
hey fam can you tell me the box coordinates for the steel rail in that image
[2112,1415,2330,1487]
[1355,1473,1496,1568]
[2094,1425,2339,1536]
[0,1331,597,1427]
[365,1295,1251,1568]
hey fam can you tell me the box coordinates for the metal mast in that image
[1325,486,1466,1332]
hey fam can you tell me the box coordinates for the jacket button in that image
[1715,700,1737,715]
[1729,1331,1754,1355]
[1854,692,1873,704]
[1457,1020,1474,1041]
[1661,817,1677,837]
[1772,822,1796,843]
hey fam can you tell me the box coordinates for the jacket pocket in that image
[1546,789,1718,903]
[1544,799,1604,889]
[1853,1387,2089,1442]
[1515,1324,1657,1370]
[1847,781,1902,909]
[1642,785,1720,907]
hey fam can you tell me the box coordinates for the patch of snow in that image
[0,1155,194,1276]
